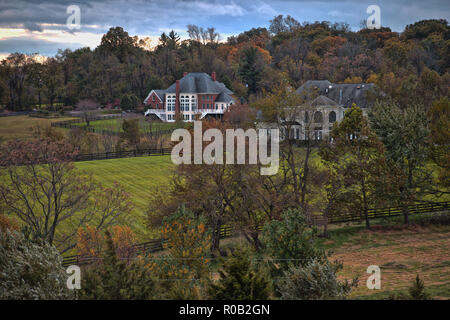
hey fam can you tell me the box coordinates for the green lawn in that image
[73,118,189,134]
[0,115,77,141]
[75,155,174,240]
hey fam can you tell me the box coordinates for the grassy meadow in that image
[320,217,450,299]
[0,115,77,141]
[73,117,190,134]
[75,155,174,240]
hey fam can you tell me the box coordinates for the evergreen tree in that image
[239,46,261,94]
[409,275,430,300]
[369,101,432,224]
[208,246,272,300]
[278,258,358,300]
[262,208,327,274]
[80,231,157,300]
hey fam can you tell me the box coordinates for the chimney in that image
[183,72,187,77]
[175,80,180,120]
[211,71,216,81]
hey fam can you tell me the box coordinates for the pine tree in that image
[80,231,157,300]
[208,247,272,300]
[408,275,430,300]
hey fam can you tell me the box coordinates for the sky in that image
[0,0,449,59]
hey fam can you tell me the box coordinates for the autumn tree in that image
[97,26,140,63]
[369,101,433,223]
[148,206,211,299]
[1,53,34,110]
[320,105,391,228]
[76,225,136,264]
[427,97,450,191]
[253,86,323,214]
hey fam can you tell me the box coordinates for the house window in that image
[152,95,155,102]
[314,127,323,140]
[329,111,336,123]
[167,96,176,111]
[314,111,323,123]
[191,96,196,111]
[304,112,309,123]
[221,104,224,109]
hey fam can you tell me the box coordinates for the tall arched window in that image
[314,111,323,123]
[329,111,336,123]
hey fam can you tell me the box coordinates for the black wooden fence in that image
[74,148,172,162]
[62,225,233,267]
[51,115,175,137]
[61,201,450,267]
[328,201,450,224]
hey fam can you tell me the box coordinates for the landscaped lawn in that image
[75,155,175,240]
[0,115,77,141]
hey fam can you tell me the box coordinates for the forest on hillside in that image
[0,16,449,112]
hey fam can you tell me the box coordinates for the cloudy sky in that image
[0,0,449,59]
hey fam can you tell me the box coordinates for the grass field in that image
[317,217,450,299]
[75,155,174,240]
[73,117,189,134]
[0,115,77,141]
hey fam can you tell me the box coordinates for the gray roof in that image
[165,73,233,94]
[215,92,234,103]
[153,90,165,101]
[296,80,375,108]
[308,95,338,106]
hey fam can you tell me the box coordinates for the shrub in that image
[278,258,358,300]
[408,275,430,300]
[80,231,158,300]
[0,230,72,300]
[120,93,140,111]
[262,208,327,274]
[208,246,272,300]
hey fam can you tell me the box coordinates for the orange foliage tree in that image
[76,225,136,262]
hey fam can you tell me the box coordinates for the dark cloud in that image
[0,0,449,57]
[23,22,43,32]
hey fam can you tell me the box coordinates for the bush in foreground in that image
[0,230,71,300]
[278,258,358,300]
[208,246,272,300]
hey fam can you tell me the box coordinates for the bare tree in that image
[187,24,201,42]
[0,139,133,253]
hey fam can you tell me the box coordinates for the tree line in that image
[0,18,448,111]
